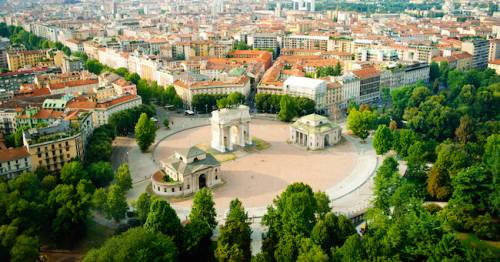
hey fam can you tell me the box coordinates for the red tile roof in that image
[0,147,30,162]
[352,67,380,79]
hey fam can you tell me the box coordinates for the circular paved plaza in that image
[154,119,358,210]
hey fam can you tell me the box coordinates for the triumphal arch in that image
[211,105,252,152]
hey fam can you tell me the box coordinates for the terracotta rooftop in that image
[352,67,380,79]
[489,59,500,65]
[49,79,99,90]
[0,147,30,162]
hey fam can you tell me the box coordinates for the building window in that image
[171,188,175,192]
[164,188,166,192]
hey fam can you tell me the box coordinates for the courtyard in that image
[154,118,359,210]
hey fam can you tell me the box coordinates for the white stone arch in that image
[211,105,252,152]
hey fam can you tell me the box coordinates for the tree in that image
[10,235,38,262]
[47,180,94,242]
[331,234,364,262]
[314,191,330,219]
[144,199,182,243]
[274,233,300,262]
[115,164,132,192]
[311,212,355,253]
[233,40,250,50]
[297,238,329,262]
[134,192,152,223]
[60,161,88,185]
[380,87,391,112]
[278,95,297,122]
[334,62,343,76]
[261,183,319,260]
[84,59,104,75]
[427,166,452,200]
[347,108,373,141]
[189,188,217,230]
[181,218,214,260]
[86,125,113,164]
[135,113,156,152]
[373,157,400,213]
[373,125,393,155]
[125,73,140,85]
[215,199,251,262]
[88,161,114,188]
[163,118,169,128]
[455,115,475,144]
[295,97,316,116]
[106,184,128,222]
[61,46,71,56]
[83,227,177,262]
[483,134,499,212]
[92,188,107,213]
[392,129,418,158]
[429,61,440,82]
[115,67,129,77]
[215,243,245,262]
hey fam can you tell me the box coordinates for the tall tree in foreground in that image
[144,199,182,244]
[115,164,132,192]
[106,184,128,222]
[278,95,297,122]
[373,124,393,155]
[215,199,251,262]
[83,227,177,262]
[347,108,373,142]
[134,192,152,224]
[189,188,217,230]
[135,112,157,152]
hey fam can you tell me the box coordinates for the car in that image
[184,110,195,116]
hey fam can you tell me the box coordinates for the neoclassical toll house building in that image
[289,114,342,150]
[152,146,221,196]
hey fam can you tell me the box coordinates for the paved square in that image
[154,119,358,209]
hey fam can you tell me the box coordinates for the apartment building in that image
[409,44,439,63]
[62,56,84,73]
[174,74,251,108]
[432,52,473,71]
[23,111,93,172]
[6,50,51,71]
[0,147,32,179]
[0,108,17,135]
[0,68,56,91]
[352,67,381,105]
[488,39,500,61]
[328,37,354,53]
[283,76,327,112]
[47,79,99,95]
[461,39,489,69]
[292,0,315,12]
[380,62,430,90]
[0,37,10,69]
[67,94,142,127]
[16,106,64,129]
[488,60,500,75]
[284,35,329,51]
[355,48,399,62]
[247,33,280,55]
[335,73,361,110]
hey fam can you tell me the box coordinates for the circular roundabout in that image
[153,118,359,210]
